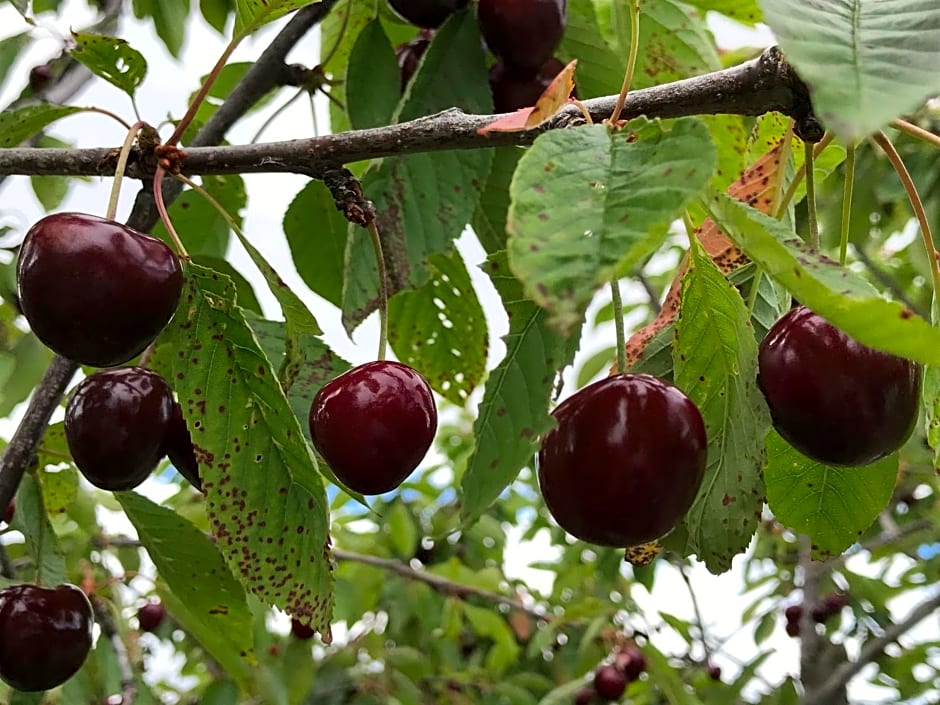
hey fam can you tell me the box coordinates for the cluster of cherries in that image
[389,0,569,112]
[576,644,646,704]
[784,592,849,637]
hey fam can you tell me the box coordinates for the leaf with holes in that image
[0,105,87,148]
[507,118,716,336]
[70,32,147,97]
[162,263,334,639]
[759,0,940,140]
[672,236,771,573]
[764,432,897,558]
[389,251,487,405]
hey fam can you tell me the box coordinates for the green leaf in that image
[388,251,487,405]
[0,32,29,95]
[284,180,348,308]
[346,19,400,130]
[116,492,255,683]
[12,472,65,586]
[764,431,897,558]
[70,32,147,97]
[0,105,86,148]
[507,118,716,336]
[643,643,698,705]
[191,255,263,316]
[386,501,418,559]
[342,11,493,332]
[152,174,245,258]
[471,147,522,255]
[459,252,580,525]
[234,0,324,38]
[924,364,940,467]
[704,193,940,365]
[682,0,762,24]
[162,264,334,637]
[557,0,625,97]
[30,173,69,210]
[758,0,940,140]
[200,0,233,33]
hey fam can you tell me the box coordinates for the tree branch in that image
[0,46,820,179]
[92,596,137,705]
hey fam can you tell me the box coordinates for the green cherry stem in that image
[367,219,390,362]
[803,141,820,250]
[610,278,627,374]
[152,168,190,260]
[166,38,240,147]
[777,132,834,217]
[251,88,305,144]
[87,106,133,131]
[104,121,146,222]
[609,0,641,124]
[891,118,940,150]
[838,144,856,265]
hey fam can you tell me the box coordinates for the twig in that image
[677,561,711,663]
[798,537,835,704]
[825,518,934,572]
[636,273,662,315]
[91,596,137,705]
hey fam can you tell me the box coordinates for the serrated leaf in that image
[704,193,940,365]
[192,255,263,316]
[284,180,348,307]
[116,492,254,681]
[12,472,65,586]
[0,105,87,148]
[471,147,522,255]
[764,431,897,558]
[162,264,334,638]
[152,174,245,258]
[346,19,400,130]
[234,0,323,37]
[459,252,580,525]
[557,0,625,97]
[507,118,716,336]
[39,468,78,517]
[70,32,147,97]
[758,0,940,140]
[388,251,487,404]
[673,237,770,572]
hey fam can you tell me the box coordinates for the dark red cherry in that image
[574,687,596,705]
[707,664,722,681]
[0,583,93,691]
[17,212,183,367]
[396,31,433,90]
[478,0,567,73]
[489,57,569,112]
[290,618,316,640]
[29,64,53,92]
[65,367,175,491]
[164,402,201,492]
[387,0,467,28]
[785,620,801,637]
[593,665,627,701]
[757,306,921,466]
[137,601,165,632]
[2,500,13,526]
[784,604,803,623]
[537,374,707,547]
[309,361,437,495]
[614,644,647,681]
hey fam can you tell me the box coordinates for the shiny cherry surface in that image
[396,32,433,90]
[137,601,165,632]
[388,0,467,28]
[537,374,707,547]
[164,402,201,492]
[0,583,93,692]
[478,0,567,73]
[17,212,183,367]
[291,618,316,640]
[757,306,921,466]
[489,57,567,112]
[65,367,175,491]
[309,361,437,495]
[593,665,627,701]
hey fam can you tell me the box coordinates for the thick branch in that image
[0,46,820,179]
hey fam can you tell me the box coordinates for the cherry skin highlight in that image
[757,306,921,466]
[388,0,467,28]
[17,212,183,367]
[537,373,707,547]
[309,361,437,495]
[65,367,175,491]
[478,0,567,73]
[0,583,94,692]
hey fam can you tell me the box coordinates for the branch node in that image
[323,167,375,227]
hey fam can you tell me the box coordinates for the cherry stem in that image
[838,144,856,266]
[873,131,940,306]
[86,106,133,131]
[777,132,834,216]
[610,278,627,374]
[152,168,190,259]
[803,141,820,249]
[366,219,390,362]
[609,0,640,124]
[105,121,146,221]
[251,88,305,144]
[891,118,940,150]
[166,39,239,147]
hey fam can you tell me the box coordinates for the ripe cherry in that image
[537,374,707,547]
[137,601,166,632]
[396,31,433,90]
[28,64,53,92]
[593,665,627,701]
[65,367,175,491]
[2,500,13,526]
[757,306,920,466]
[387,0,468,28]
[707,664,722,681]
[290,618,316,640]
[17,212,183,367]
[0,583,94,691]
[309,361,437,495]
[164,402,201,492]
[478,0,567,73]
[574,687,596,705]
[614,644,647,681]
[489,57,568,112]
[784,604,803,623]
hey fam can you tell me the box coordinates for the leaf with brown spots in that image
[234,0,325,38]
[163,264,334,640]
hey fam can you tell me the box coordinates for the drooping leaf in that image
[704,193,940,365]
[152,174,246,258]
[116,492,254,684]
[672,236,771,573]
[346,19,400,130]
[234,0,324,38]
[507,118,716,336]
[131,0,189,57]
[70,32,148,97]
[460,252,580,525]
[764,432,897,558]
[0,105,87,148]
[161,264,334,638]
[758,0,940,140]
[12,472,65,586]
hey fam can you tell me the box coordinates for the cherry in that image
[0,583,93,691]
[614,644,647,681]
[489,57,568,112]
[164,402,201,492]
[478,0,567,73]
[707,664,722,681]
[537,374,707,547]
[574,687,596,705]
[757,306,920,467]
[29,64,53,92]
[309,361,437,495]
[387,0,468,28]
[396,31,433,90]
[784,604,803,623]
[2,500,13,526]
[137,601,165,632]
[593,665,627,701]
[17,213,183,367]
[291,618,316,640]
[65,367,175,491]
[785,620,801,638]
